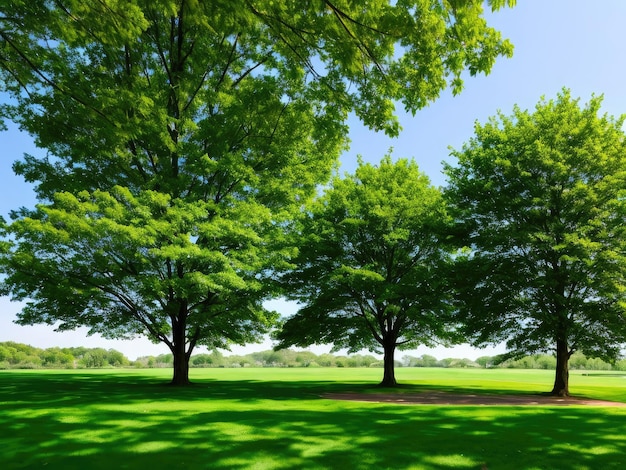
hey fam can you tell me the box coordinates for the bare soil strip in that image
[323,391,626,407]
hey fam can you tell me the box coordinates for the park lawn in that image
[1,368,625,470]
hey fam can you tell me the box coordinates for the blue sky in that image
[1,0,625,360]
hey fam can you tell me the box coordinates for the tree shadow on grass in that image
[1,371,626,469]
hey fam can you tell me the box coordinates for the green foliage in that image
[402,354,442,367]
[0,0,514,385]
[80,349,108,368]
[445,89,626,393]
[275,157,456,385]
[185,349,379,368]
[0,341,129,369]
[3,187,277,347]
[0,1,514,140]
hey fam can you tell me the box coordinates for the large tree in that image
[0,0,514,384]
[275,157,455,386]
[444,90,626,396]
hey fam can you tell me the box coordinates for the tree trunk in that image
[170,314,191,385]
[171,347,191,385]
[380,340,398,387]
[551,339,570,396]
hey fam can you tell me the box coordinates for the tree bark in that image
[380,340,398,387]
[171,347,191,385]
[551,339,570,396]
[170,312,191,386]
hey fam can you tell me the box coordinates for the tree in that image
[0,0,514,385]
[444,90,626,396]
[275,157,455,386]
[475,356,493,369]
[80,349,107,368]
[419,354,440,368]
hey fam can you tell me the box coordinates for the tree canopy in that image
[0,0,514,384]
[275,157,455,386]
[444,89,626,396]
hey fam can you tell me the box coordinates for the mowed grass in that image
[1,368,626,469]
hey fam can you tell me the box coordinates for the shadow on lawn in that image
[1,371,626,469]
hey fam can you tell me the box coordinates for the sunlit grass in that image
[1,368,626,469]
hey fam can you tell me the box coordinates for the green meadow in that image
[1,368,626,470]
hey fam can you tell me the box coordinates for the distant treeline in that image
[0,341,129,369]
[1,341,625,371]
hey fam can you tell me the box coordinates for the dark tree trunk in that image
[170,313,191,386]
[380,340,398,387]
[171,348,191,385]
[551,339,570,396]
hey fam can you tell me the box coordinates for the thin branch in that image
[0,30,115,125]
[323,0,390,36]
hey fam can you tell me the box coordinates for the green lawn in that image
[1,367,625,469]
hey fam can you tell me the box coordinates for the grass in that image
[1,368,626,469]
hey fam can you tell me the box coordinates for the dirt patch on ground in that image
[323,391,626,407]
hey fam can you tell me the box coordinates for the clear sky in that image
[1,0,625,360]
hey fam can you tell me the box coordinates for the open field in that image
[1,368,626,469]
